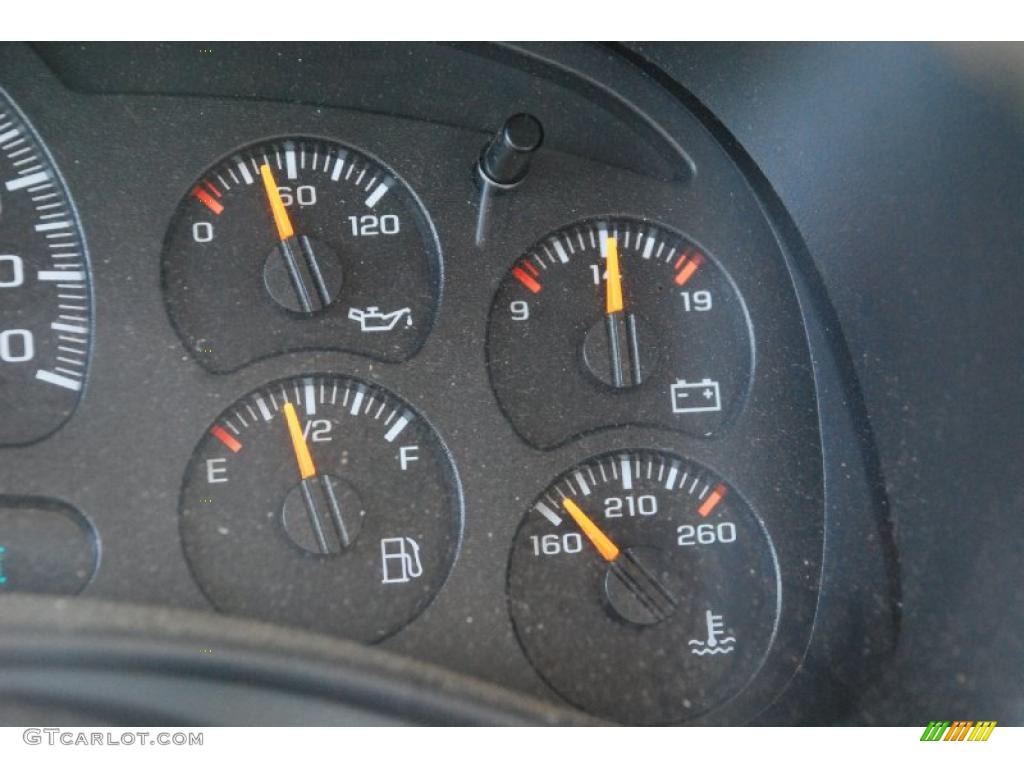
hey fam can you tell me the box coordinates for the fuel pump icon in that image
[380,537,423,584]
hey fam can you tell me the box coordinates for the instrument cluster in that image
[0,42,894,725]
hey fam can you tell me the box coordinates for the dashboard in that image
[0,42,1020,726]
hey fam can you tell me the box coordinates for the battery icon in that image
[670,378,722,414]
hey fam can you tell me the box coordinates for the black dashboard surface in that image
[633,43,1024,723]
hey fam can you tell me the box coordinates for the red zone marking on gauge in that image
[209,424,242,453]
[512,262,542,294]
[674,250,705,286]
[697,484,728,517]
[192,186,224,215]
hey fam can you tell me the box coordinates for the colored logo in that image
[920,721,997,741]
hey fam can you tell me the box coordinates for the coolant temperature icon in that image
[688,609,736,656]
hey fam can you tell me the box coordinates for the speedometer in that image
[0,88,92,445]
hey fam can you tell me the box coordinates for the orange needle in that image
[605,235,624,314]
[282,401,316,480]
[561,497,621,562]
[260,163,295,241]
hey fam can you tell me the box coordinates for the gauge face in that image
[0,89,91,444]
[162,137,440,372]
[179,375,462,642]
[507,451,778,724]
[487,218,752,448]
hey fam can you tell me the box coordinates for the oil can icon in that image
[670,378,721,414]
[348,306,413,333]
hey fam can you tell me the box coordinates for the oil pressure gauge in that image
[162,137,440,372]
[487,218,752,448]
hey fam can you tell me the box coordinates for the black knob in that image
[478,113,544,187]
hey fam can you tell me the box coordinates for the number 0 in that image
[0,329,34,362]
[192,222,214,243]
[0,255,24,288]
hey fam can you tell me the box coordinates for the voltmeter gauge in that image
[487,218,752,448]
[507,451,778,724]
[162,137,440,372]
[179,374,462,642]
[0,88,92,444]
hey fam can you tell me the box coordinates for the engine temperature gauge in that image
[487,218,752,448]
[507,451,778,724]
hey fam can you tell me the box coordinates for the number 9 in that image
[510,300,530,321]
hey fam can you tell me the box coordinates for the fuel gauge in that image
[179,374,462,642]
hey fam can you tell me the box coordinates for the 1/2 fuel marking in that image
[304,380,317,416]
